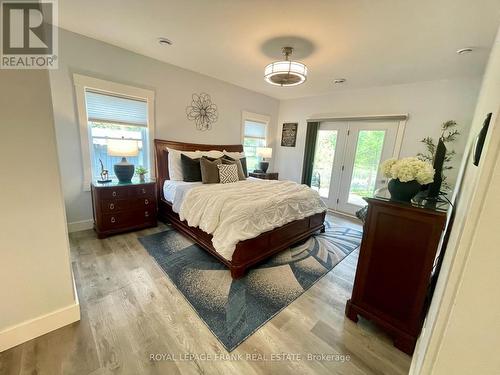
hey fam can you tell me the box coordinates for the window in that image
[74,74,155,190]
[242,111,270,172]
[86,91,149,180]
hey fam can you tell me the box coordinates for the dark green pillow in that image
[180,154,201,182]
[200,157,222,183]
[223,155,248,177]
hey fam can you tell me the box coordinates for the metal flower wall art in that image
[186,93,218,131]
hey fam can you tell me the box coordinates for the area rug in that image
[138,220,362,351]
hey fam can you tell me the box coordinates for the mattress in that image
[163,180,202,213]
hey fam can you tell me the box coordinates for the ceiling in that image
[58,0,500,100]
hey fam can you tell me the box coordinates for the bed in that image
[154,139,327,279]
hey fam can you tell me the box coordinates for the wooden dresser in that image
[91,180,157,238]
[346,197,447,354]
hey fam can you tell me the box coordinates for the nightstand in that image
[249,172,279,180]
[91,179,157,238]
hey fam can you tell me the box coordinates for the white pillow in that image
[200,150,224,159]
[218,164,239,184]
[223,150,245,159]
[166,148,201,181]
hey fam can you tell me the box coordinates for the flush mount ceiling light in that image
[158,37,173,46]
[264,47,307,86]
[456,47,473,55]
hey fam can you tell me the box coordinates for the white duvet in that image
[178,179,327,260]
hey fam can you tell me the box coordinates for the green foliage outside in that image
[350,131,385,197]
[311,131,337,195]
[312,130,385,199]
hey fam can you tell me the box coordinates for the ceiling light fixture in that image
[456,47,473,55]
[264,47,307,87]
[158,37,173,46]
[333,78,346,84]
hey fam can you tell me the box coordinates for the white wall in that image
[50,29,280,225]
[0,70,79,351]
[412,27,500,375]
[275,78,481,188]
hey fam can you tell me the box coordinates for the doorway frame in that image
[307,113,408,216]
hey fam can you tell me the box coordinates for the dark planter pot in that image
[388,179,421,202]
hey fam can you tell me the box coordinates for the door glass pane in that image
[311,130,337,198]
[348,130,385,206]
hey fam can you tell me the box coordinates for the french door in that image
[311,120,399,216]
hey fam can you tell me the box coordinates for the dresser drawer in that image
[131,197,156,210]
[101,197,155,213]
[101,209,156,230]
[99,186,129,200]
[101,199,129,213]
[133,184,155,198]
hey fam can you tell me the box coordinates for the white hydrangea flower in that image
[380,157,434,185]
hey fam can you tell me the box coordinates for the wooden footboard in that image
[158,198,326,279]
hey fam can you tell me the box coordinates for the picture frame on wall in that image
[281,122,298,147]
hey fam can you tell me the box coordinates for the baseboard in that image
[0,301,80,352]
[0,266,81,352]
[67,219,93,233]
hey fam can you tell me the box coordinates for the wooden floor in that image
[0,213,411,375]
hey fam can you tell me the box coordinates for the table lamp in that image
[257,147,273,173]
[107,138,139,183]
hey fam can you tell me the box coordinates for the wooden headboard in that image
[153,139,244,200]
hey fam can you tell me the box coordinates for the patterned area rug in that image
[138,220,362,351]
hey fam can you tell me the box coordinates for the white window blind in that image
[244,120,267,140]
[85,90,148,126]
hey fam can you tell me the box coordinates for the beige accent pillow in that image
[221,158,245,180]
[200,157,222,184]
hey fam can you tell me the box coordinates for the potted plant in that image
[380,157,434,202]
[135,166,148,182]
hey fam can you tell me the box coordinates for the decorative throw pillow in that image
[221,158,245,180]
[200,156,222,184]
[223,150,245,159]
[200,150,224,159]
[180,154,202,182]
[166,148,201,180]
[218,164,239,184]
[223,155,248,177]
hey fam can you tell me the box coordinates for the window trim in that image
[241,110,270,146]
[73,74,155,191]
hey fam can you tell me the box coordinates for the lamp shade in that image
[264,61,307,86]
[257,147,273,159]
[107,139,139,157]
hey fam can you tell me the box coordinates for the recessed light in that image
[456,47,473,55]
[333,78,346,84]
[158,37,173,46]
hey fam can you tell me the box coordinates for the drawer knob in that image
[145,211,149,218]
[141,188,146,194]
[109,203,115,210]
[110,216,116,223]
[144,199,149,205]
[112,191,117,197]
